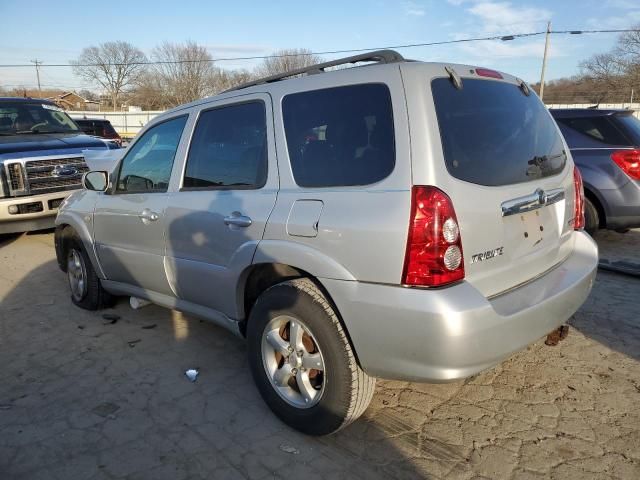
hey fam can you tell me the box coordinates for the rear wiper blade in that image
[527,152,565,166]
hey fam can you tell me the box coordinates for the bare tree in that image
[210,69,255,92]
[128,71,166,110]
[580,53,627,88]
[256,48,322,77]
[77,89,99,102]
[150,41,219,106]
[580,23,640,100]
[71,41,147,110]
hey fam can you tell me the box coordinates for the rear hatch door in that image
[430,74,575,297]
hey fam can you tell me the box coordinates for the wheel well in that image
[242,263,307,323]
[583,188,606,228]
[240,262,364,367]
[55,224,76,272]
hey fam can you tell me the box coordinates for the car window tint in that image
[432,78,566,186]
[282,84,395,187]
[613,114,640,145]
[183,102,267,189]
[556,116,629,146]
[103,121,118,136]
[117,115,187,193]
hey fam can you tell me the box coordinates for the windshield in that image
[431,77,566,186]
[0,102,80,135]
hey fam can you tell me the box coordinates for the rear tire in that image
[584,197,599,236]
[247,278,375,435]
[66,235,113,310]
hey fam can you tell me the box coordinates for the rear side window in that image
[556,116,629,146]
[282,83,395,187]
[432,78,566,186]
[101,121,117,136]
[183,102,267,189]
[616,114,640,144]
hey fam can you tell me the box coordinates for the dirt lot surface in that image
[1,229,639,479]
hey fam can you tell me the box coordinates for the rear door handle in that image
[224,213,252,228]
[138,208,159,223]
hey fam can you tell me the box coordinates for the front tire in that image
[66,236,113,310]
[247,278,375,435]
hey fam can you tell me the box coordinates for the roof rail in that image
[224,49,405,93]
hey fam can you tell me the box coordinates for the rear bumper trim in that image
[321,231,598,383]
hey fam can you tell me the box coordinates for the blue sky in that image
[1,0,639,92]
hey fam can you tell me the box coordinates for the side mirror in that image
[83,171,108,192]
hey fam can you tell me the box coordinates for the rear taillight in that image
[402,186,464,287]
[611,149,640,180]
[573,167,585,230]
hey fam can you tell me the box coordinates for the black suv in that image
[73,117,123,147]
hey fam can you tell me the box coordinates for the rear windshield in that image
[431,77,566,186]
[555,116,629,146]
[616,114,640,144]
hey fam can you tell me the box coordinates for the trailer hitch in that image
[545,325,569,346]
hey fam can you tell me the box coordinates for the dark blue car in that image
[551,108,640,234]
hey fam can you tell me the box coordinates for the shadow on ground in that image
[569,229,640,362]
[0,260,462,479]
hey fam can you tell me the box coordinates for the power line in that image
[1,28,638,69]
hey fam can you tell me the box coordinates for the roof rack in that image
[224,49,405,93]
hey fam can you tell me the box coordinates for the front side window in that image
[117,115,187,193]
[282,84,395,188]
[183,102,267,189]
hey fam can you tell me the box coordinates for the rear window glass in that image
[614,114,640,145]
[556,116,629,146]
[432,78,566,186]
[282,83,395,187]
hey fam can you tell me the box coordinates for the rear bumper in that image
[0,191,74,234]
[600,179,640,229]
[322,231,598,382]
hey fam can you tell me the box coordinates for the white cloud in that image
[447,1,557,64]
[605,0,640,9]
[586,10,640,29]
[404,1,426,16]
[467,1,550,35]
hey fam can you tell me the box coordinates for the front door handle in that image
[138,208,159,223]
[224,212,252,228]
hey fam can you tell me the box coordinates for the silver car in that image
[55,51,598,435]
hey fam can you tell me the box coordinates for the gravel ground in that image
[0,229,638,480]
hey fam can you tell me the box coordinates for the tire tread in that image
[285,278,375,431]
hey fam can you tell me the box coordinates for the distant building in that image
[47,91,100,111]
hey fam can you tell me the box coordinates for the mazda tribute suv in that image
[55,51,598,435]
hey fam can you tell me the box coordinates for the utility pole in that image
[539,21,551,101]
[30,59,42,94]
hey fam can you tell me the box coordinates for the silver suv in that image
[55,51,598,435]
